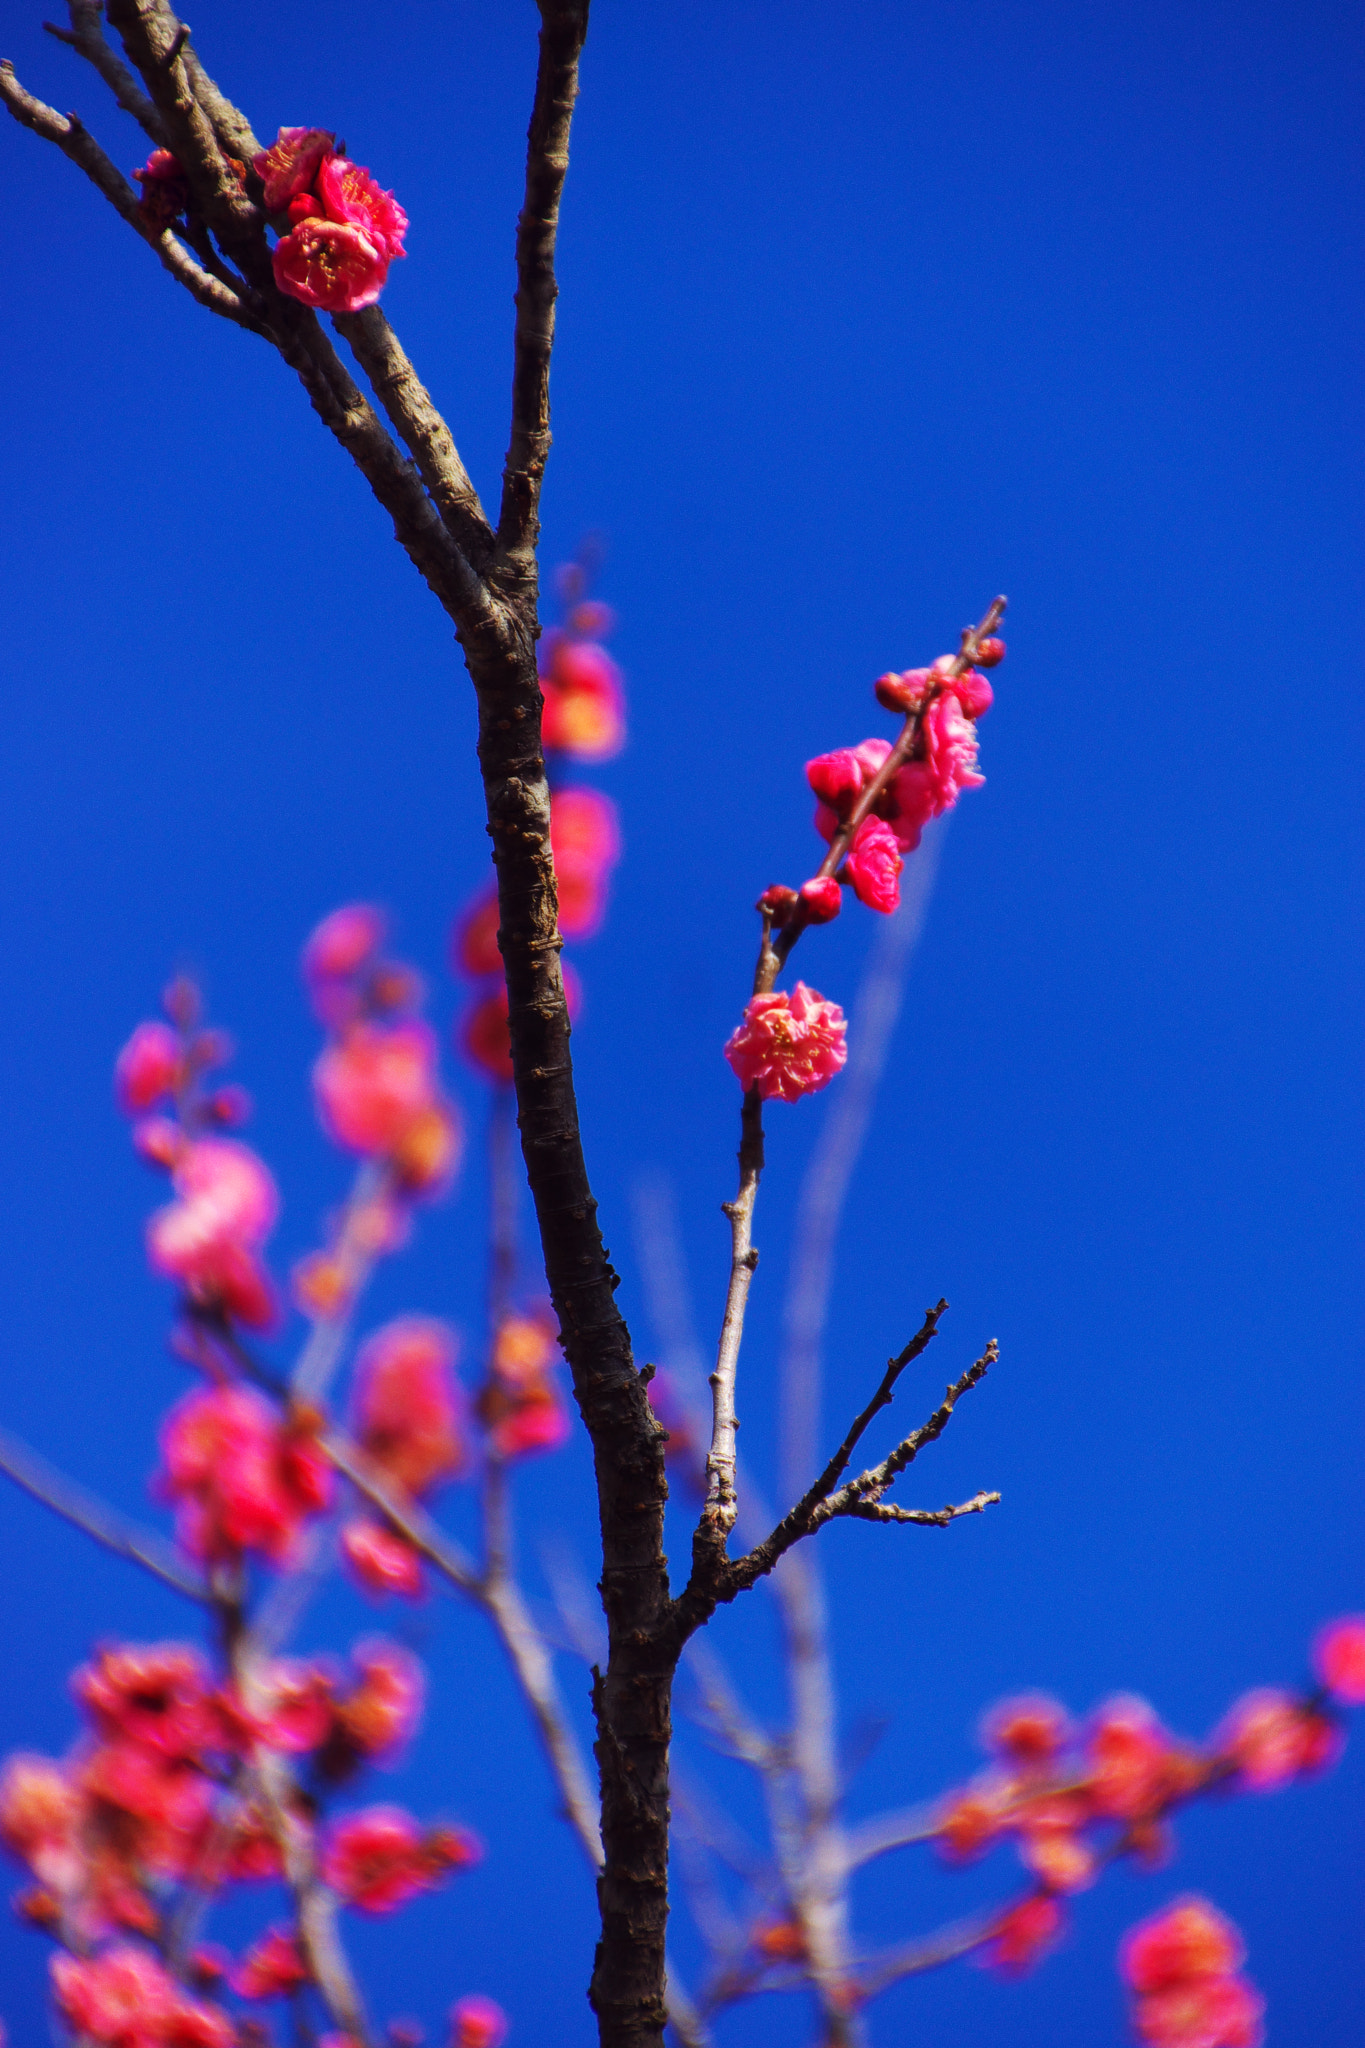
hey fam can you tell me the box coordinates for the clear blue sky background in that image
[0,1,1361,2041]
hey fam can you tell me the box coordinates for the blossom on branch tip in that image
[724,983,848,1102]
[450,1995,508,2048]
[253,126,335,210]
[73,1644,213,1763]
[273,217,389,313]
[1313,1615,1365,1704]
[843,816,903,912]
[314,1020,454,1168]
[981,1693,1072,1764]
[1211,1688,1340,1792]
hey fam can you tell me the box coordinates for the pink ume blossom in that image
[145,1136,279,1328]
[1212,1688,1340,1791]
[843,815,903,912]
[115,1021,181,1113]
[798,876,842,923]
[451,1995,509,2048]
[253,126,335,210]
[158,1382,331,1565]
[321,1805,478,1914]
[724,983,848,1103]
[539,631,626,760]
[314,1020,440,1155]
[341,1517,425,1599]
[1313,1614,1365,1704]
[977,1894,1065,1976]
[550,785,621,939]
[981,1693,1072,1764]
[352,1317,464,1497]
[272,218,389,313]
[479,1313,571,1460]
[1121,1898,1264,2048]
[51,1943,234,2048]
[318,153,409,260]
[303,902,387,991]
[132,149,191,231]
[336,1640,425,1761]
[74,1643,213,1762]
[231,1925,309,2000]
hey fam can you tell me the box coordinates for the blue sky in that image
[0,0,1361,2041]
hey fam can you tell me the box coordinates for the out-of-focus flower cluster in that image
[0,1628,481,2040]
[1120,1897,1264,2048]
[931,1622,1365,2000]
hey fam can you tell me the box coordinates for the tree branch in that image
[45,0,167,142]
[670,1333,997,1638]
[0,59,263,328]
[0,1422,208,1601]
[495,0,590,576]
[333,307,496,570]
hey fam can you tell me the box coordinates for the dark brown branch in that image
[46,0,167,142]
[821,1340,997,1518]
[333,307,497,570]
[0,1423,208,1601]
[0,60,262,328]
[495,0,590,577]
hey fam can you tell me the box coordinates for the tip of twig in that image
[42,21,78,43]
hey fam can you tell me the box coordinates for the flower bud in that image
[975,635,1006,667]
[757,885,798,926]
[874,668,931,714]
[799,877,842,923]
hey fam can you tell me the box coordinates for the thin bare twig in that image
[700,1083,764,1545]
[0,1423,208,1601]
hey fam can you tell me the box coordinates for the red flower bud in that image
[975,636,1006,667]
[799,877,842,923]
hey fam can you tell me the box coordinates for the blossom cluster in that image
[133,127,408,317]
[1120,1897,1264,2048]
[932,1618,1365,2024]
[256,127,407,312]
[722,633,1005,1104]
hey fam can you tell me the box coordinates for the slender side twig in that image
[0,1424,208,1602]
[482,1573,603,1866]
[779,838,944,1499]
[853,1909,1002,1999]
[0,61,261,327]
[290,1161,391,1404]
[839,1803,942,1872]
[45,0,167,140]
